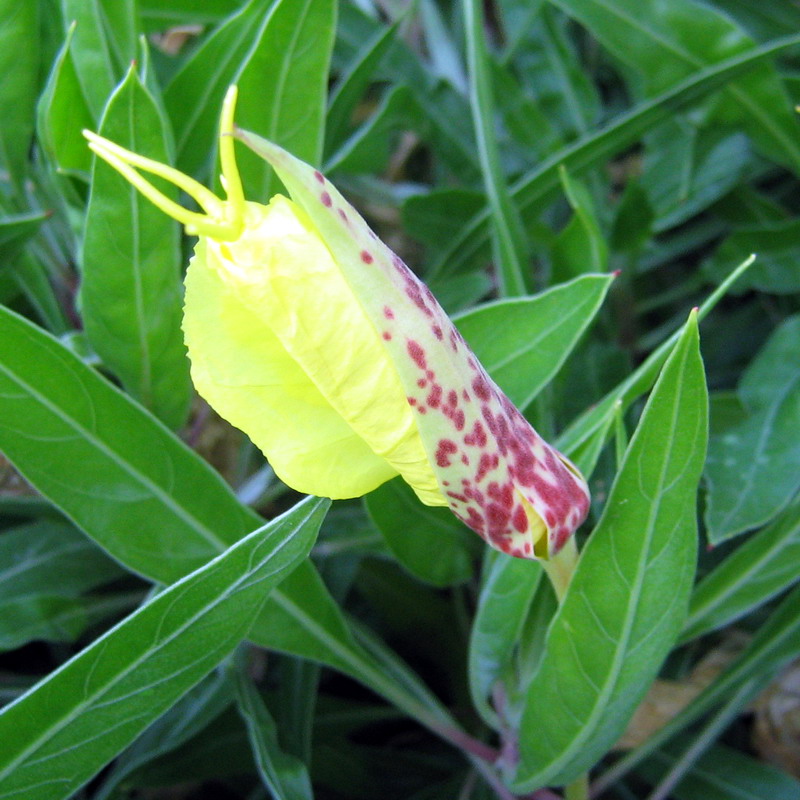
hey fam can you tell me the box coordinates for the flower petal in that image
[185,196,441,503]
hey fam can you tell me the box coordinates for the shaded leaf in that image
[705,315,800,542]
[365,478,477,588]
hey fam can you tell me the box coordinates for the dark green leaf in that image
[705,315,800,542]
[683,496,800,641]
[325,20,398,153]
[36,23,95,175]
[468,551,542,728]
[0,0,38,191]
[640,742,800,800]
[0,519,124,650]
[0,212,48,264]
[235,669,314,800]
[365,478,477,588]
[551,0,800,173]
[430,36,800,279]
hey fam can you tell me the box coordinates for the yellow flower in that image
[84,87,589,560]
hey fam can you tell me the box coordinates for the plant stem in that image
[542,538,589,800]
[565,773,589,800]
[541,535,579,603]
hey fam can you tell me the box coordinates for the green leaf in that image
[36,22,95,176]
[430,35,800,279]
[325,20,398,154]
[7,252,70,334]
[402,189,487,267]
[557,255,753,464]
[0,306,456,737]
[0,212,48,264]
[468,551,542,728]
[639,742,800,800]
[512,312,707,791]
[464,0,529,296]
[61,0,120,119]
[0,304,253,581]
[550,167,608,280]
[0,519,124,651]
[455,274,614,410]
[497,0,546,61]
[594,581,800,793]
[164,0,276,178]
[139,0,242,28]
[551,0,800,174]
[642,120,750,231]
[325,84,427,174]
[704,218,800,295]
[92,671,235,800]
[234,668,314,800]
[609,180,654,255]
[365,478,477,588]
[705,315,800,542]
[82,66,191,429]
[235,0,336,198]
[512,5,599,140]
[0,496,327,800]
[0,0,38,192]
[164,0,335,191]
[683,497,800,642]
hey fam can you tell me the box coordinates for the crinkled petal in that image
[184,236,398,498]
[186,197,442,504]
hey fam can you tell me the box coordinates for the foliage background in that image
[1,0,800,798]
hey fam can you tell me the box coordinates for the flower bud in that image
[84,87,589,559]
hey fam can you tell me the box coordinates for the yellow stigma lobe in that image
[82,86,246,242]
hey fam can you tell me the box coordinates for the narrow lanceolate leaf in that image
[325,20,398,153]
[0,306,445,725]
[82,66,191,429]
[36,23,95,175]
[165,0,334,189]
[593,581,800,794]
[511,312,707,791]
[430,35,800,279]
[557,255,753,465]
[638,743,800,800]
[92,671,235,800]
[165,0,275,177]
[0,304,249,582]
[468,551,542,728]
[550,0,800,174]
[0,497,327,800]
[61,0,118,119]
[0,520,124,651]
[704,314,800,542]
[683,494,800,642]
[235,0,336,198]
[0,0,38,191]
[464,0,529,296]
[234,670,314,800]
[0,212,47,264]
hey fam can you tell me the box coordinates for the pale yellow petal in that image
[183,237,397,498]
